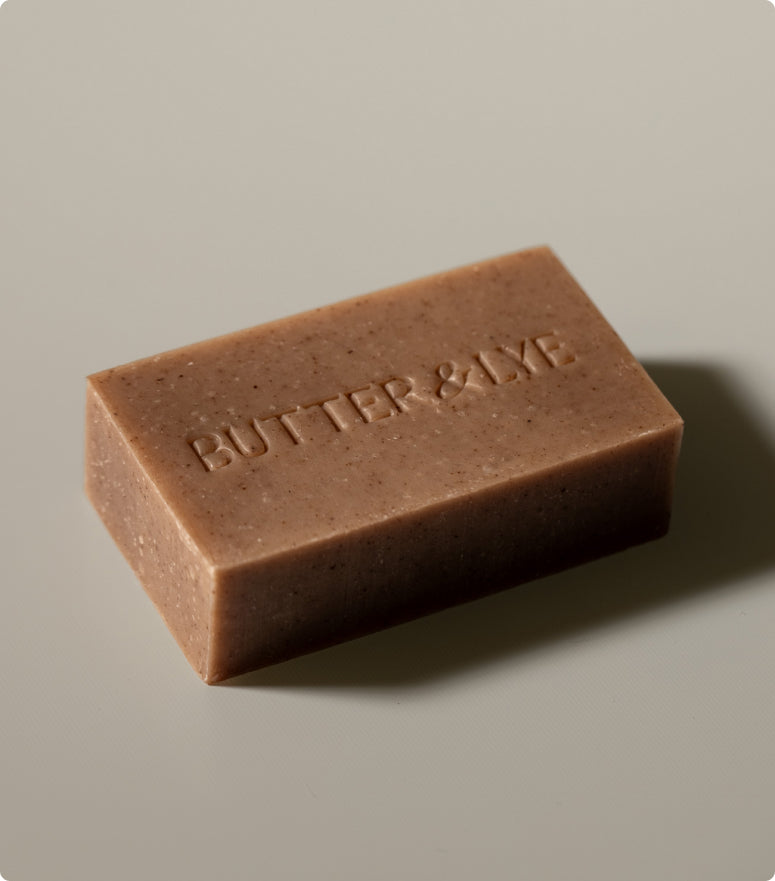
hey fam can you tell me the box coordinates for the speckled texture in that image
[85,246,683,683]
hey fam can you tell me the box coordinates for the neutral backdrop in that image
[2,1,775,879]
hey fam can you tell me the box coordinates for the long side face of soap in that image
[85,247,683,683]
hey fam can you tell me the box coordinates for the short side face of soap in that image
[85,246,683,682]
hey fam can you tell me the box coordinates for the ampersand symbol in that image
[436,361,469,399]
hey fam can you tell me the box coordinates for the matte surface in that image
[2,2,775,880]
[85,247,682,681]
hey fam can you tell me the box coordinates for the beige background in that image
[2,1,775,879]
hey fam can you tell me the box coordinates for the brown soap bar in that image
[85,247,683,683]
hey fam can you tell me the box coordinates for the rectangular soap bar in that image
[85,246,683,683]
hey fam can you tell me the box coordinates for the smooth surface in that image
[85,247,682,681]
[2,1,775,879]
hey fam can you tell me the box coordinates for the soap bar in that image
[85,247,683,683]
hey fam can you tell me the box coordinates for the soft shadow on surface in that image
[226,362,775,689]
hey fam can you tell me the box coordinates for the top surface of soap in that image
[87,247,681,569]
